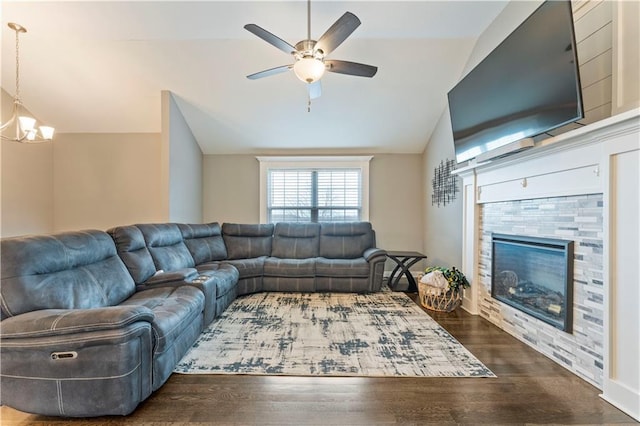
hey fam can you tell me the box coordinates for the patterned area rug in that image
[174,290,495,377]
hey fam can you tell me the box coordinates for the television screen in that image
[448,0,584,164]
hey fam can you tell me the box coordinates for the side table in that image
[386,251,428,292]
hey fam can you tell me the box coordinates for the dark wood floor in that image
[1,293,637,425]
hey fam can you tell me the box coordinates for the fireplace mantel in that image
[455,108,639,421]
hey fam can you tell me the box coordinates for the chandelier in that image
[1,23,54,143]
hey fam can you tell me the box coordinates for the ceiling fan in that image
[244,0,378,103]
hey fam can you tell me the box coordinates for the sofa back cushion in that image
[136,223,195,271]
[177,222,227,264]
[222,223,274,260]
[271,223,320,259]
[107,225,157,284]
[319,222,375,259]
[0,230,136,319]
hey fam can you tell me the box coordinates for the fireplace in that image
[491,233,574,332]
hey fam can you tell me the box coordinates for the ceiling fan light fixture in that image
[293,57,325,84]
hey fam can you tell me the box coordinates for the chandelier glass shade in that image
[1,23,55,143]
[293,57,326,84]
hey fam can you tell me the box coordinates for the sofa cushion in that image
[136,224,195,271]
[235,276,263,296]
[263,276,315,292]
[264,258,316,277]
[221,258,265,296]
[222,223,274,259]
[178,222,227,264]
[121,285,203,390]
[319,222,375,259]
[271,223,320,259]
[121,286,203,356]
[315,276,371,293]
[222,257,266,279]
[0,230,136,319]
[316,257,370,277]
[108,225,157,284]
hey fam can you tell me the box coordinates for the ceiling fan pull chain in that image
[307,95,311,113]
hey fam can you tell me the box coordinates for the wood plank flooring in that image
[1,293,637,425]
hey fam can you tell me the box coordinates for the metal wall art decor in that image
[431,158,458,207]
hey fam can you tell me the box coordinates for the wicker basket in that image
[418,281,462,312]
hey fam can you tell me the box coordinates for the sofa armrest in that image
[143,268,199,285]
[136,268,213,300]
[136,268,217,325]
[0,305,154,339]
[363,247,387,262]
[363,248,387,292]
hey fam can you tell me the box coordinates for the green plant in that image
[424,266,470,292]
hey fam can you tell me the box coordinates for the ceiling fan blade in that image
[308,81,322,100]
[247,65,293,80]
[325,60,378,78]
[244,24,296,55]
[315,12,361,55]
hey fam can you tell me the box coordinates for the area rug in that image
[174,290,495,377]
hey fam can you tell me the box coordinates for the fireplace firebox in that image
[491,233,574,332]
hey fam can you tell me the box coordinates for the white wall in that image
[52,133,164,231]
[3,84,168,236]
[162,91,203,223]
[203,153,424,263]
[0,140,54,236]
[612,0,640,114]
[2,89,201,236]
[203,154,261,224]
[421,111,463,268]
[462,1,542,78]
[3,87,168,235]
[367,154,424,257]
[1,89,54,237]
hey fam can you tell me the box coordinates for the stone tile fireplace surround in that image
[454,108,639,421]
[480,194,603,384]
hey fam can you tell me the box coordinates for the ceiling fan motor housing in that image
[294,40,323,58]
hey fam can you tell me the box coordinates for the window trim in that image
[257,156,373,224]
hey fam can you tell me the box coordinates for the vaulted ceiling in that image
[1,1,508,154]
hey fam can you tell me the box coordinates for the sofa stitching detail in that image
[57,380,64,415]
[4,311,154,338]
[0,294,15,318]
[1,360,143,381]
[79,265,109,306]
[0,323,150,348]
[50,310,73,331]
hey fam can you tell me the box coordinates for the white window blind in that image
[267,168,361,223]
[257,156,372,224]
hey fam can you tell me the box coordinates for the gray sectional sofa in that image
[0,221,386,417]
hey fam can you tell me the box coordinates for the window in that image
[268,169,361,222]
[257,156,372,223]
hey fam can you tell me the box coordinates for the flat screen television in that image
[448,0,584,164]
